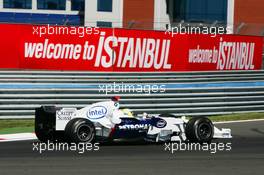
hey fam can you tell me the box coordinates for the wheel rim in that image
[198,123,211,139]
[77,125,93,142]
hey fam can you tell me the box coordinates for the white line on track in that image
[0,133,37,142]
[214,118,264,124]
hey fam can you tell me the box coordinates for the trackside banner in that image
[0,24,263,71]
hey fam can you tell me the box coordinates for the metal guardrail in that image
[0,70,264,119]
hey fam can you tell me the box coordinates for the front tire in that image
[65,118,95,143]
[185,117,214,143]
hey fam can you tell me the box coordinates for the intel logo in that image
[87,106,107,119]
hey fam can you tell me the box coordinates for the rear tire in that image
[185,117,214,143]
[65,118,95,143]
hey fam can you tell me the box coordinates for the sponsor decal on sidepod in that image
[156,119,167,128]
[118,124,150,130]
[56,109,75,120]
[87,106,107,120]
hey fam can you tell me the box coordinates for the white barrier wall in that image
[0,70,264,119]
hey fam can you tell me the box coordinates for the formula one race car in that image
[35,97,232,143]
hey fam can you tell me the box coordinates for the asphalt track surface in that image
[0,121,264,175]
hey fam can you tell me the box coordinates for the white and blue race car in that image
[35,97,232,143]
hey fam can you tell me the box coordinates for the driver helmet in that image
[121,108,134,118]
